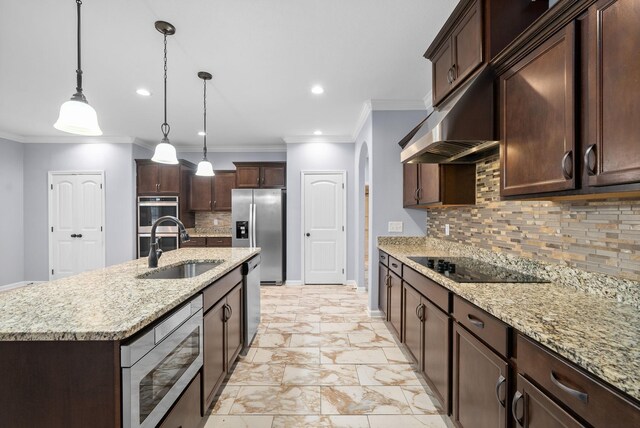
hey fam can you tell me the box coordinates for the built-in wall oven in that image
[121,295,203,428]
[137,196,180,258]
[137,234,179,258]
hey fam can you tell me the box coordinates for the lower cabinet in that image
[378,262,388,317]
[181,236,232,248]
[159,373,203,428]
[202,282,244,411]
[387,270,402,340]
[452,323,509,428]
[512,374,584,428]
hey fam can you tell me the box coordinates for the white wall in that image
[0,138,25,286]
[286,143,356,284]
[176,151,287,170]
[23,143,137,280]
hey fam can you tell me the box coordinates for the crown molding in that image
[283,135,354,144]
[368,99,428,111]
[351,101,373,142]
[0,131,26,143]
[22,135,137,144]
[176,144,287,153]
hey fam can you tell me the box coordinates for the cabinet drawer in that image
[379,251,389,267]
[517,334,640,428]
[388,256,402,277]
[207,237,231,247]
[453,296,509,358]
[159,372,202,428]
[181,237,207,247]
[403,266,451,313]
[203,266,243,313]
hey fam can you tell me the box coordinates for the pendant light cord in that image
[203,78,208,159]
[74,0,85,99]
[161,33,170,139]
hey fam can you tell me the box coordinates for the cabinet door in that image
[512,374,585,428]
[453,323,509,428]
[262,165,286,188]
[189,175,213,211]
[137,163,159,194]
[158,165,180,194]
[213,172,236,211]
[402,283,422,365]
[403,164,419,207]
[225,284,243,370]
[206,237,232,247]
[451,0,483,88]
[159,373,202,428]
[501,23,576,196]
[423,299,451,413]
[236,166,261,188]
[203,300,226,411]
[378,263,388,318]
[418,164,441,205]
[180,237,207,248]
[586,0,640,186]
[388,271,402,340]
[432,38,454,106]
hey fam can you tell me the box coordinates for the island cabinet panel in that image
[159,372,203,428]
[452,323,509,428]
[378,261,389,317]
[585,0,640,187]
[500,23,577,197]
[203,299,226,411]
[387,270,403,340]
[226,284,244,369]
[0,340,121,428]
[512,374,585,428]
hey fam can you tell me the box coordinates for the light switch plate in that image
[388,221,403,233]
[445,224,450,236]
[214,219,219,226]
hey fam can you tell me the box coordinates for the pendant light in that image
[151,21,179,165]
[195,72,215,176]
[54,0,102,136]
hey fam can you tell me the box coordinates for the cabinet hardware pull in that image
[414,188,419,202]
[495,375,506,407]
[386,274,391,287]
[467,314,485,329]
[447,68,453,84]
[451,64,457,81]
[213,200,217,207]
[418,304,426,321]
[391,263,398,268]
[550,371,588,403]
[584,144,597,176]
[418,187,422,201]
[415,305,421,320]
[209,200,212,208]
[512,391,524,427]
[561,150,573,180]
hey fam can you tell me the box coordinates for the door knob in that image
[306,233,311,237]
[70,234,77,238]
[77,234,83,238]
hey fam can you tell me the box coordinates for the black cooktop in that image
[408,257,548,283]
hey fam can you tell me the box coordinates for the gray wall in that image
[354,115,373,292]
[286,143,356,283]
[23,143,136,280]
[176,151,287,170]
[0,138,25,286]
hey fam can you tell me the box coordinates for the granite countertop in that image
[188,232,232,238]
[378,242,640,402]
[0,248,259,342]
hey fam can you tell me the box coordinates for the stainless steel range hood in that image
[400,66,498,164]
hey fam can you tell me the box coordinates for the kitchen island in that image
[0,247,259,428]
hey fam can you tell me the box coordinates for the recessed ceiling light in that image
[311,85,324,95]
[313,130,323,135]
[198,131,206,136]
[136,88,151,96]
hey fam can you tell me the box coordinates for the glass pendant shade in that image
[54,99,103,136]
[151,138,179,164]
[196,159,215,176]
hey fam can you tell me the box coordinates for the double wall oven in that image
[137,196,180,258]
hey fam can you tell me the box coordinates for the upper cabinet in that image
[212,171,236,211]
[137,160,182,195]
[189,171,236,212]
[585,0,640,187]
[425,0,549,107]
[234,162,286,189]
[500,23,576,196]
[403,163,476,208]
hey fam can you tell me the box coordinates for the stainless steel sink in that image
[139,261,223,279]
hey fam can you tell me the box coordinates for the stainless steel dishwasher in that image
[241,255,261,354]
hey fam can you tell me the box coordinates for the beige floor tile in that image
[402,386,445,415]
[252,333,292,348]
[383,347,414,364]
[321,348,388,364]
[267,322,321,334]
[272,415,369,428]
[321,385,412,415]
[368,415,451,428]
[261,313,297,323]
[204,415,274,428]
[282,364,359,386]
[356,364,423,386]
[320,306,369,315]
[348,332,398,348]
[275,305,321,314]
[227,362,286,385]
[236,347,257,363]
[230,386,321,414]
[320,322,374,333]
[296,313,323,322]
[253,347,320,364]
[289,333,350,347]
[208,385,240,415]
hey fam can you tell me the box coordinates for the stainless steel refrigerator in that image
[232,189,286,285]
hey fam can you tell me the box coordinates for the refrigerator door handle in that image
[252,203,257,248]
[248,203,254,247]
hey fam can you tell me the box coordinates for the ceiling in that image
[0,0,457,150]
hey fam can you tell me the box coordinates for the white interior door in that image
[50,173,105,280]
[303,172,345,284]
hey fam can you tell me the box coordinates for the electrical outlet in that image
[388,221,403,233]
[214,219,219,226]
[445,224,450,236]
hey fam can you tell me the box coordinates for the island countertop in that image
[0,248,260,342]
[378,242,640,403]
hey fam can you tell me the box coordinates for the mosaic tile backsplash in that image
[195,212,232,234]
[427,154,640,282]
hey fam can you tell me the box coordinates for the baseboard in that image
[284,280,304,286]
[368,308,385,318]
[0,281,44,292]
[346,280,357,289]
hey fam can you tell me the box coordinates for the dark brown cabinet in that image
[402,283,422,365]
[213,171,236,211]
[181,236,232,248]
[452,323,509,428]
[403,163,476,208]
[189,175,213,211]
[378,261,388,317]
[159,373,203,428]
[585,0,640,187]
[225,284,243,369]
[500,23,577,197]
[234,162,286,188]
[387,270,402,340]
[136,160,182,195]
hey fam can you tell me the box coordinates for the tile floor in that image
[202,285,454,428]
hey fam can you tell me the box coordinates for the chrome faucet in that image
[148,216,190,268]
